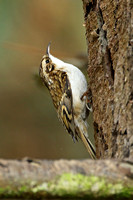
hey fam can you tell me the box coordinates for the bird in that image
[39,42,96,159]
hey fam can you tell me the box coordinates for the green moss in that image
[47,173,133,199]
[0,173,133,199]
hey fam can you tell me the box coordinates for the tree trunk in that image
[82,0,133,159]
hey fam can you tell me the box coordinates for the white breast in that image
[64,63,87,101]
[49,55,87,112]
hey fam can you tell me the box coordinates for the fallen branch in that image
[0,158,133,199]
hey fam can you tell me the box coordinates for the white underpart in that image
[49,55,87,116]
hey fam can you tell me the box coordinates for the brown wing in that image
[58,72,78,142]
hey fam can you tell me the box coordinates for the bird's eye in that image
[46,60,49,64]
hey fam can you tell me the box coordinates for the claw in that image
[86,102,92,112]
[81,89,92,111]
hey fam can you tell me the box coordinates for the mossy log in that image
[0,158,133,199]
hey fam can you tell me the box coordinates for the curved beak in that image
[46,42,51,56]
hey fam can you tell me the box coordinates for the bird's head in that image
[39,42,65,86]
[39,42,55,79]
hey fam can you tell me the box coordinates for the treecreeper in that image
[39,43,96,159]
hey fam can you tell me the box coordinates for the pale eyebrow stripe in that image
[41,56,50,62]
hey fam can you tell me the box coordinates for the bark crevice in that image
[97,3,114,85]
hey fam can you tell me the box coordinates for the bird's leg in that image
[72,135,76,143]
[81,88,92,111]
[72,135,78,143]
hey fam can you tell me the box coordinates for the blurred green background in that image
[0,0,94,159]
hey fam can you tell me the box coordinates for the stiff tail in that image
[80,132,96,159]
[74,117,96,159]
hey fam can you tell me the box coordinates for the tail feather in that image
[74,117,96,159]
[80,132,96,159]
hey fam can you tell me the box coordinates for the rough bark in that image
[0,158,133,199]
[82,0,133,159]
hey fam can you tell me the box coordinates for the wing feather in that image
[58,73,77,141]
[57,71,96,158]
